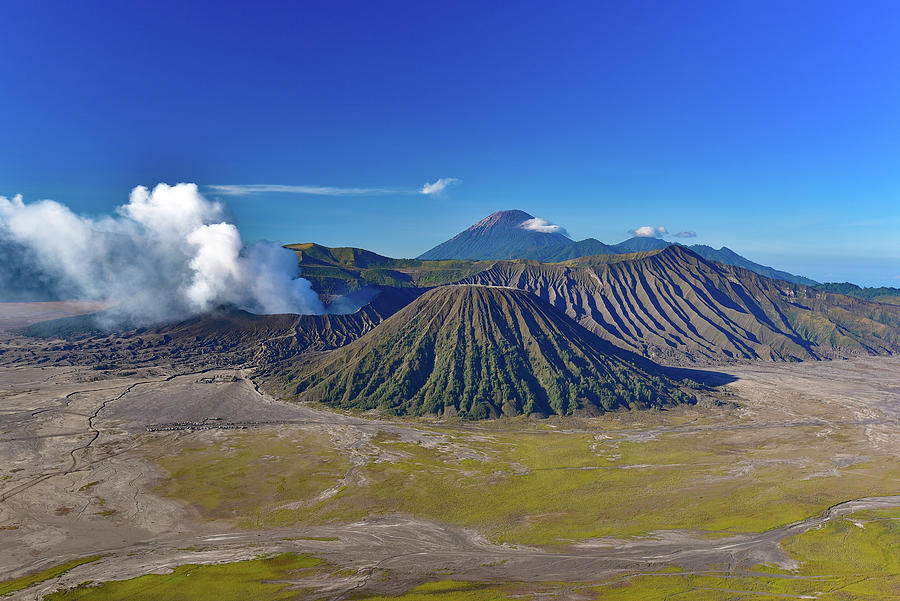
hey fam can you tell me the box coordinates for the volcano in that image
[417,210,572,260]
[285,285,695,417]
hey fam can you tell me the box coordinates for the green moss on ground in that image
[44,553,323,601]
[0,556,103,596]
[153,419,900,547]
[350,509,900,599]
[254,425,900,546]
[589,508,900,599]
[30,509,900,600]
[351,580,549,600]
[153,431,350,523]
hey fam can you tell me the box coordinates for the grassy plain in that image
[353,580,585,600]
[42,509,899,600]
[151,413,900,547]
[340,430,897,544]
[43,553,323,601]
[152,430,350,523]
[352,508,900,599]
[0,556,103,597]
[586,507,900,600]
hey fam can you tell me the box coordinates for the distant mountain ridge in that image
[678,245,818,286]
[417,210,818,286]
[814,282,900,306]
[285,242,497,295]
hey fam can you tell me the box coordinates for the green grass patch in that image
[152,431,350,524]
[153,420,900,548]
[0,556,103,596]
[44,553,323,601]
[589,507,900,599]
[356,510,900,601]
[270,426,900,545]
[352,580,578,600]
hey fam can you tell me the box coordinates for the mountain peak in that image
[417,210,571,260]
[467,209,535,231]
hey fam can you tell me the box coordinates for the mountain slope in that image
[417,210,572,260]
[19,287,424,368]
[457,246,900,363]
[283,286,696,417]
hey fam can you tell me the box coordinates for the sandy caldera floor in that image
[0,343,898,599]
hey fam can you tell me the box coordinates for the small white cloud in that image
[206,184,397,196]
[629,225,668,238]
[420,178,460,195]
[520,217,568,236]
[209,179,462,197]
[674,230,697,238]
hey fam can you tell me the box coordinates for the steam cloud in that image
[0,183,326,327]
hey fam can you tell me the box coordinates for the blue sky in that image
[2,1,899,285]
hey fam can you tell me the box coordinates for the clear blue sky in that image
[2,1,899,285]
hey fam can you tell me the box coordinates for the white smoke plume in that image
[0,183,325,327]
